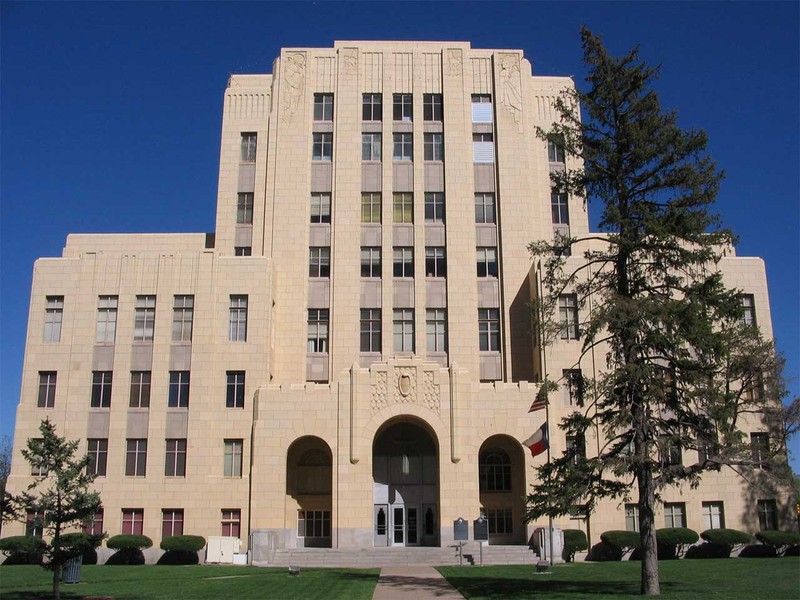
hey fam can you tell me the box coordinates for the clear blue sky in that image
[2,1,798,468]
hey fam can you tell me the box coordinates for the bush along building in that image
[4,41,795,564]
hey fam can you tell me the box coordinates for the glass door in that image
[392,506,405,545]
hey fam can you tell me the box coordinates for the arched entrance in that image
[286,436,332,548]
[478,435,527,544]
[372,418,439,547]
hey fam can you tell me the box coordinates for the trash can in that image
[62,556,82,584]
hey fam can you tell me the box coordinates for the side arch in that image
[478,434,527,544]
[286,436,332,548]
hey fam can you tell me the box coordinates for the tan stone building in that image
[5,41,792,561]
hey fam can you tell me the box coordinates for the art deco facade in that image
[5,41,792,561]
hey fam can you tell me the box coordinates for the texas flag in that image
[522,422,549,458]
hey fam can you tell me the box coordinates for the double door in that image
[374,503,419,546]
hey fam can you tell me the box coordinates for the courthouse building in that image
[5,41,792,559]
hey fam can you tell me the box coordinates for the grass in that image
[438,557,800,599]
[0,565,380,600]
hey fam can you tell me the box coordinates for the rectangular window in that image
[312,132,333,161]
[226,371,245,409]
[362,132,382,161]
[476,247,498,278]
[362,93,382,121]
[297,510,331,538]
[471,94,493,123]
[87,439,108,477]
[548,140,565,163]
[162,509,184,538]
[663,502,686,528]
[426,309,447,353]
[168,371,190,408]
[129,371,151,408]
[393,93,413,121]
[234,246,252,257]
[37,372,57,408]
[29,439,46,477]
[551,192,569,225]
[423,133,444,161]
[241,133,257,162]
[310,193,331,224]
[483,508,512,535]
[91,371,113,408]
[361,192,381,223]
[134,295,156,342]
[221,509,242,537]
[393,309,415,353]
[625,504,639,532]
[751,432,770,464]
[95,295,118,343]
[425,247,447,278]
[566,435,586,464]
[757,499,778,531]
[563,369,584,406]
[237,192,254,224]
[393,193,413,223]
[229,295,248,341]
[360,247,381,278]
[741,294,756,326]
[393,247,414,278]
[423,93,443,122]
[313,93,334,121]
[478,308,501,352]
[360,309,381,353]
[309,247,331,278]
[558,294,579,340]
[474,193,496,224]
[224,439,243,477]
[424,192,445,223]
[307,309,329,353]
[83,509,104,536]
[393,133,413,161]
[44,296,64,342]
[122,509,144,535]
[702,502,725,530]
[26,510,45,537]
[172,295,194,342]
[659,436,682,466]
[164,439,187,477]
[473,133,494,163]
[125,439,147,477]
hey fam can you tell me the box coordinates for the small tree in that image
[10,420,102,600]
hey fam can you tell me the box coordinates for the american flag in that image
[528,396,549,413]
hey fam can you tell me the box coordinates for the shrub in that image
[57,533,93,559]
[586,541,623,562]
[105,534,152,566]
[159,535,206,553]
[157,550,200,565]
[739,544,777,558]
[656,528,699,559]
[0,536,46,565]
[700,528,751,557]
[105,548,145,565]
[561,529,588,563]
[685,542,729,559]
[755,531,800,556]
[600,530,640,554]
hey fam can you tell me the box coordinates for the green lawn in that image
[438,558,800,599]
[0,565,380,600]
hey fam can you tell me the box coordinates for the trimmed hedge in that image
[586,541,622,562]
[600,530,640,553]
[755,531,800,556]
[562,529,588,563]
[699,528,751,557]
[0,536,46,565]
[160,535,206,553]
[107,534,153,551]
[656,528,699,559]
[57,533,93,559]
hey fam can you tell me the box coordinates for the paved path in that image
[372,566,464,599]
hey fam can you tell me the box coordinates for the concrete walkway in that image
[372,566,465,599]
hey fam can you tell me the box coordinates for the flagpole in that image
[536,261,555,567]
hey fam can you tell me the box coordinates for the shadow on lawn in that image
[444,576,683,598]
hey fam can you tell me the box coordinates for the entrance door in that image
[374,504,388,547]
[392,506,405,545]
[406,506,419,545]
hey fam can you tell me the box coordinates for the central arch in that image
[372,417,439,547]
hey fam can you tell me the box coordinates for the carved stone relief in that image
[395,367,416,403]
[422,371,440,413]
[498,53,522,131]
[282,52,306,124]
[371,371,388,412]
[341,48,358,75]
[447,48,462,76]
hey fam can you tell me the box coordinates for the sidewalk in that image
[372,566,465,599]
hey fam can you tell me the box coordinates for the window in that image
[473,133,494,163]
[425,247,447,278]
[362,93,382,121]
[298,510,331,538]
[757,499,778,531]
[741,294,756,326]
[566,435,586,465]
[423,93,443,121]
[482,508,512,535]
[125,439,147,477]
[360,247,381,278]
[164,439,187,477]
[309,247,331,278]
[237,192,254,224]
[312,132,333,161]
[563,369,584,406]
[471,94,493,123]
[26,510,44,537]
[229,295,248,341]
[393,193,413,223]
[37,372,56,408]
[172,295,194,342]
[751,432,770,464]
[393,133,413,161]
[362,133,382,161]
[307,309,329,353]
[310,193,331,224]
[659,436,682,466]
[134,295,156,342]
[313,93,333,121]
[424,192,445,223]
[663,502,686,528]
[697,433,717,463]
[162,509,184,538]
[87,439,108,477]
[83,509,104,536]
[479,449,511,492]
[96,296,118,343]
[426,309,447,353]
[44,296,64,342]
[226,371,245,409]
[423,133,444,161]
[241,133,257,162]
[360,309,381,353]
[702,502,725,530]
[558,294,579,340]
[476,247,498,277]
[234,246,252,257]
[361,192,381,223]
[393,247,414,278]
[91,371,113,408]
[478,308,501,352]
[625,504,639,532]
[29,440,46,477]
[222,509,241,537]
[393,93,412,121]
[129,371,151,408]
[548,140,565,163]
[474,193,496,224]
[122,509,144,535]
[393,309,415,353]
[551,192,569,225]
[168,371,190,408]
[224,439,243,477]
